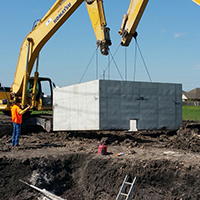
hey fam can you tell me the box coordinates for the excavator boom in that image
[119,0,199,47]
[119,0,149,46]
[192,0,200,6]
[12,0,111,102]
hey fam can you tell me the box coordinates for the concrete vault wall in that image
[53,80,182,131]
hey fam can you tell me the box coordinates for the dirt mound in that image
[1,114,200,199]
[168,121,200,152]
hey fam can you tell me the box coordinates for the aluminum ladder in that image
[116,175,137,200]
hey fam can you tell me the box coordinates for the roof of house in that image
[182,90,188,96]
[186,88,200,100]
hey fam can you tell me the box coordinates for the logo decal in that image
[46,18,52,26]
[54,3,71,24]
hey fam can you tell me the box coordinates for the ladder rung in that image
[116,175,137,200]
[124,182,132,185]
[120,193,128,196]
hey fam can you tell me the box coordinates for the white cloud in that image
[173,32,187,38]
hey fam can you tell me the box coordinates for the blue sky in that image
[0,0,200,92]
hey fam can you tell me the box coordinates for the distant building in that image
[186,88,200,101]
[182,88,200,106]
[182,90,188,102]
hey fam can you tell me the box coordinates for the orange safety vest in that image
[11,104,22,124]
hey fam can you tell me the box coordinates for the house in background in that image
[182,88,200,106]
[186,88,200,101]
[182,90,188,102]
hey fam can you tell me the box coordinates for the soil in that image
[1,114,200,200]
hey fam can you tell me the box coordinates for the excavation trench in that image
[1,150,200,200]
[1,114,200,199]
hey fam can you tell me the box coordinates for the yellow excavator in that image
[0,0,111,116]
[118,0,200,47]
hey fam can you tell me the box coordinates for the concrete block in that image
[53,80,182,131]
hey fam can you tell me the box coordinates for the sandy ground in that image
[0,114,200,200]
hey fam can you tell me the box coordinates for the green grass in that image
[1,106,200,121]
[0,110,52,115]
[182,105,200,121]
[32,106,200,121]
[31,110,53,115]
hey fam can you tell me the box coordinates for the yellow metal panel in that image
[120,0,149,46]
[12,0,110,98]
[0,104,10,111]
[13,0,83,96]
[0,91,10,100]
[85,1,103,40]
[125,0,149,31]
[85,1,111,55]
[85,0,111,49]
[192,0,200,6]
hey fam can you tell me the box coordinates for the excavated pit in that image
[1,114,200,199]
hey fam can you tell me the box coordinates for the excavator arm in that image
[118,0,149,46]
[192,0,200,6]
[12,0,111,107]
[119,0,199,47]
[86,0,111,54]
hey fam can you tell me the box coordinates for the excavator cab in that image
[27,77,53,111]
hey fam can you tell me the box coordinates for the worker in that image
[11,98,30,146]
[29,84,39,95]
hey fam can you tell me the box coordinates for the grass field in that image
[182,105,200,121]
[1,106,200,121]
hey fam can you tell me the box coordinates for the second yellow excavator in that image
[118,0,199,47]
